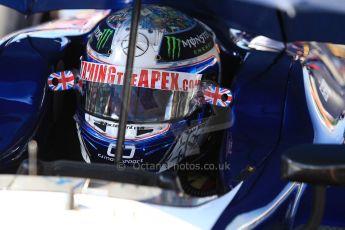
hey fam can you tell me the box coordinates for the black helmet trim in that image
[89,24,115,56]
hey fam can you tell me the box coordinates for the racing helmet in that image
[75,5,223,171]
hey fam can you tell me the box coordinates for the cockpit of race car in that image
[0,1,345,229]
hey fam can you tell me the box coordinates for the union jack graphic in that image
[203,85,232,107]
[48,71,75,91]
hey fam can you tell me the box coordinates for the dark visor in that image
[82,82,197,122]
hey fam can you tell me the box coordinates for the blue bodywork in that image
[1,0,345,43]
[0,0,345,229]
[0,37,64,168]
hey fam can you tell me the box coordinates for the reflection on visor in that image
[82,81,198,122]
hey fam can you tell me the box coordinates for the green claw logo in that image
[96,29,113,50]
[166,36,181,60]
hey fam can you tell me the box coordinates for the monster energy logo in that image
[96,29,113,50]
[166,36,181,60]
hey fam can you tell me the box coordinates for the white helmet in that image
[87,5,220,69]
[76,5,223,167]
